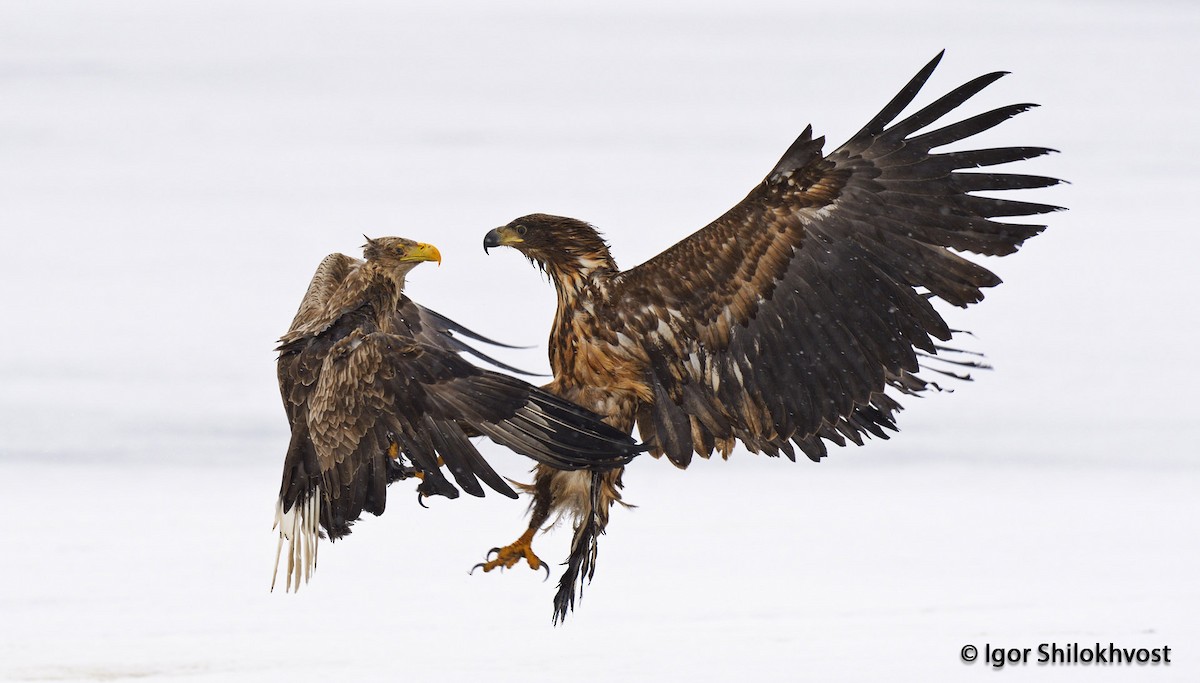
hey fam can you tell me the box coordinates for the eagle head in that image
[362,236,442,270]
[483,214,615,277]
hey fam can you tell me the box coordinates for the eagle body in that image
[482,52,1062,622]
[273,237,641,592]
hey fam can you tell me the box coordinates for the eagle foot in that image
[389,463,422,481]
[470,529,549,580]
[385,445,443,483]
[415,474,459,508]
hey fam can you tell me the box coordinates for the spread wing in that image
[607,52,1062,467]
[272,252,640,591]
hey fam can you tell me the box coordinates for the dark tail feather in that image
[552,470,605,625]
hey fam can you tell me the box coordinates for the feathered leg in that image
[473,464,625,623]
[472,465,555,575]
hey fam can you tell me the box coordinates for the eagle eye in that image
[516,225,528,235]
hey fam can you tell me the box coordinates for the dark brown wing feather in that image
[607,52,1062,467]
[403,300,542,376]
[277,254,640,541]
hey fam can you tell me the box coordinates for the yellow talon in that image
[471,529,547,578]
[386,443,441,482]
[413,456,444,481]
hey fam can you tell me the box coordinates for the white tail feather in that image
[271,486,321,592]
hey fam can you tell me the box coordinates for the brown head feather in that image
[490,214,618,282]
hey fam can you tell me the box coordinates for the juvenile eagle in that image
[479,52,1062,622]
[273,237,641,592]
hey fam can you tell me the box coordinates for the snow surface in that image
[1,1,1197,681]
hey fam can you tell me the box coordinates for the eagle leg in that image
[387,444,452,505]
[385,442,427,482]
[473,475,554,577]
[470,528,550,579]
[472,468,554,577]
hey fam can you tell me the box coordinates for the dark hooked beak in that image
[483,228,502,254]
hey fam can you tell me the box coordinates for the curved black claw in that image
[417,492,429,509]
[541,562,551,582]
[470,548,503,575]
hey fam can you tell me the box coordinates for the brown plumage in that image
[272,237,641,592]
[480,52,1062,622]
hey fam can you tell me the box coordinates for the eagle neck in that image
[547,258,615,308]
[545,248,617,296]
[546,259,616,377]
[360,263,406,328]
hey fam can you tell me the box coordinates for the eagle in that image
[478,52,1062,622]
[272,236,641,592]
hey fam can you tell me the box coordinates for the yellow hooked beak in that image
[403,242,442,266]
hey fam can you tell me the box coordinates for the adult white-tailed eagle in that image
[479,52,1062,622]
[273,237,641,592]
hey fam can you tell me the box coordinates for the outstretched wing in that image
[607,52,1061,467]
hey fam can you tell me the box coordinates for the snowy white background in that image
[1,1,1197,681]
